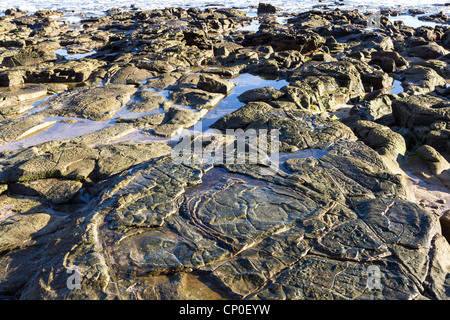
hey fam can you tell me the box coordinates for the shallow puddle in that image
[237,11,289,32]
[184,166,270,197]
[0,104,162,152]
[54,49,97,60]
[30,94,58,107]
[118,73,289,143]
[0,118,111,152]
[196,73,289,130]
[388,14,446,28]
[185,149,330,194]
[0,72,287,153]
[279,148,329,162]
[390,80,404,95]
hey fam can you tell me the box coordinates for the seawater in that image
[0,0,449,17]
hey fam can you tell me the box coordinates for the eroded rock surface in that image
[0,6,448,302]
[38,84,138,121]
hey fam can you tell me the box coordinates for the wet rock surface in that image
[37,84,138,121]
[0,6,448,301]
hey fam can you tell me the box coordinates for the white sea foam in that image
[0,0,449,17]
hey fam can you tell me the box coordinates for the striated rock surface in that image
[0,6,448,302]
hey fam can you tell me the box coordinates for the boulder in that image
[169,88,225,110]
[407,145,450,188]
[257,3,279,15]
[361,70,394,91]
[0,69,26,87]
[370,55,397,73]
[13,143,98,182]
[237,86,285,103]
[426,235,450,299]
[353,120,407,157]
[401,65,446,95]
[408,44,448,59]
[153,107,207,137]
[0,8,448,302]
[116,113,166,129]
[441,211,450,243]
[0,84,49,107]
[242,29,325,54]
[293,61,365,99]
[392,94,450,128]
[371,51,409,69]
[108,65,154,84]
[415,59,450,78]
[197,74,235,94]
[212,102,357,152]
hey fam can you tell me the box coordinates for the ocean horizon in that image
[0,0,449,16]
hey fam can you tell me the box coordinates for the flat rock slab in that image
[355,198,438,249]
[250,255,420,300]
[0,213,53,252]
[181,178,324,253]
[152,107,207,137]
[97,142,172,179]
[13,143,98,182]
[211,102,357,152]
[38,84,138,121]
[127,91,168,113]
[31,59,106,83]
[392,94,450,127]
[169,88,225,110]
[2,48,57,68]
[0,115,56,143]
[100,155,439,299]
[0,84,49,107]
[103,158,205,230]
[108,65,154,85]
[9,179,83,204]
[401,66,446,95]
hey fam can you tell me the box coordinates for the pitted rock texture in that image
[0,6,448,301]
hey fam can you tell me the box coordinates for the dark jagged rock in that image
[257,3,280,15]
[242,29,325,54]
[408,43,448,59]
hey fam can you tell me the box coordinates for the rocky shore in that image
[0,4,449,300]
